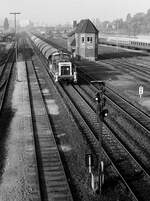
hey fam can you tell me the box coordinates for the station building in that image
[67,19,99,61]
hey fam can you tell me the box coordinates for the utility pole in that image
[91,81,108,195]
[116,21,119,52]
[9,12,21,79]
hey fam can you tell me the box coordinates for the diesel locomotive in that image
[30,34,77,83]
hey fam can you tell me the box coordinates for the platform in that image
[0,62,41,201]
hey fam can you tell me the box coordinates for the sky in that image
[1,0,150,26]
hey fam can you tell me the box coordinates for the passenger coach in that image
[100,36,150,51]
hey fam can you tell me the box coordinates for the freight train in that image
[30,34,77,83]
[99,36,150,51]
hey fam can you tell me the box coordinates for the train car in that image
[48,50,77,82]
[30,34,77,83]
[99,36,150,51]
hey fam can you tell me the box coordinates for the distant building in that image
[67,30,76,53]
[0,26,3,33]
[67,19,99,61]
[3,17,9,32]
[73,20,77,29]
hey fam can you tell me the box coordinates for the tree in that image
[3,17,9,31]
[126,13,132,23]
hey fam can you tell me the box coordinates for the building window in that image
[87,37,92,43]
[82,37,85,43]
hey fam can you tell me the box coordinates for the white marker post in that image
[88,155,92,173]
[139,85,143,99]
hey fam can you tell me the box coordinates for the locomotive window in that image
[53,53,71,61]
[61,54,70,61]
[54,55,60,61]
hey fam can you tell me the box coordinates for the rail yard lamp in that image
[9,12,21,80]
[91,80,108,194]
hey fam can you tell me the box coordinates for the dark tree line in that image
[94,9,150,35]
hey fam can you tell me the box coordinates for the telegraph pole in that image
[9,12,21,79]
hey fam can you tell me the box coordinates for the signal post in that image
[90,81,108,195]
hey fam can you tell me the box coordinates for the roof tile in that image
[75,19,98,34]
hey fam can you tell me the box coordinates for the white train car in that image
[100,36,150,51]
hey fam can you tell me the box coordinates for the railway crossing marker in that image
[139,85,143,98]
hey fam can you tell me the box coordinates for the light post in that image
[10,12,21,80]
[116,22,119,52]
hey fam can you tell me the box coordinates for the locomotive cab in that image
[48,52,77,83]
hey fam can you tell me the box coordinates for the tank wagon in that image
[99,36,150,51]
[30,34,77,83]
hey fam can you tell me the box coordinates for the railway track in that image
[29,35,138,200]
[79,70,150,165]
[28,37,97,201]
[26,60,73,201]
[0,44,15,111]
[60,79,150,201]
[97,58,150,82]
[121,56,150,71]
[111,57,150,73]
[28,33,150,200]
[20,36,74,201]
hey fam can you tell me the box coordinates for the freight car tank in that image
[30,34,77,83]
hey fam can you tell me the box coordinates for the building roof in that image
[67,30,75,37]
[75,19,98,34]
[70,38,76,47]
